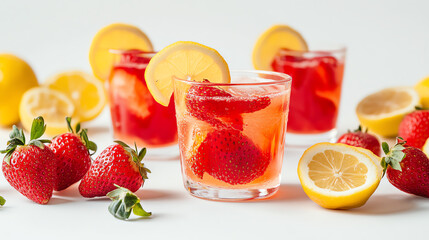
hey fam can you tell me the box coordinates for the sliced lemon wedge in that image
[19,87,77,136]
[356,87,420,137]
[44,71,106,122]
[298,142,382,209]
[89,23,153,81]
[144,41,231,106]
[252,24,308,71]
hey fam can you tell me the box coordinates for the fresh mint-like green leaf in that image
[30,116,46,140]
[107,184,151,220]
[133,203,151,217]
[28,140,45,149]
[0,196,5,206]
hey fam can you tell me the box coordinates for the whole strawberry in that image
[381,139,429,197]
[189,129,269,185]
[337,126,381,156]
[0,117,55,204]
[79,141,150,198]
[398,110,429,149]
[49,117,96,191]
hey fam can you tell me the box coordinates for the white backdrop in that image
[1,1,429,239]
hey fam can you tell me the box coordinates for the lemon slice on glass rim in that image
[89,23,154,81]
[252,24,308,71]
[298,142,382,209]
[144,41,231,106]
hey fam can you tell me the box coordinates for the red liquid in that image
[108,51,178,147]
[272,50,344,134]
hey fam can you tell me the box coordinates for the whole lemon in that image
[0,54,38,126]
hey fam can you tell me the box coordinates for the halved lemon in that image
[298,142,382,209]
[252,24,308,71]
[44,71,106,122]
[144,41,231,106]
[89,23,153,81]
[356,87,420,137]
[19,87,77,136]
[423,138,429,157]
[415,76,429,108]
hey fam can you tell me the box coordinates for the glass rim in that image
[278,45,347,56]
[173,70,292,87]
[108,49,157,57]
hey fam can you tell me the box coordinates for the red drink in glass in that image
[108,50,178,153]
[174,71,291,201]
[271,48,345,143]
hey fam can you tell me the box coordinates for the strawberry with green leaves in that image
[1,117,55,204]
[107,184,151,220]
[337,126,381,156]
[49,117,96,191]
[381,138,429,198]
[79,141,150,198]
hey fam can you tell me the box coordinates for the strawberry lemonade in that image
[174,72,291,200]
[108,50,177,148]
[253,25,346,145]
[144,41,291,200]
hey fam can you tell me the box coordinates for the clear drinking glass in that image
[174,70,291,201]
[107,49,178,159]
[271,46,346,145]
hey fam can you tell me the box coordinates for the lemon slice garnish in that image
[144,41,231,106]
[298,142,382,209]
[19,87,77,136]
[44,71,107,122]
[252,24,308,71]
[89,23,153,81]
[356,87,420,137]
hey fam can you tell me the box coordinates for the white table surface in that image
[1,0,429,239]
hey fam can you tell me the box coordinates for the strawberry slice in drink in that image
[185,80,271,130]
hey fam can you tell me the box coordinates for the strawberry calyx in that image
[0,116,51,165]
[0,196,5,206]
[114,140,151,180]
[415,106,428,110]
[65,117,97,155]
[349,125,367,133]
[106,184,151,220]
[381,138,406,176]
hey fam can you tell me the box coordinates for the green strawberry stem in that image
[0,196,5,206]
[415,106,428,110]
[114,140,151,180]
[0,116,51,165]
[107,184,151,220]
[65,117,97,155]
[380,138,406,177]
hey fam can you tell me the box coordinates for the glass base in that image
[184,179,279,201]
[285,129,337,147]
[145,144,179,160]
